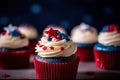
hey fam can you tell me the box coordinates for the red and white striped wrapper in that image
[76,47,94,62]
[0,50,30,69]
[94,49,120,70]
[33,57,79,79]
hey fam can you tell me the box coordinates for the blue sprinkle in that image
[57,31,61,35]
[47,38,52,41]
[101,25,109,32]
[10,30,19,37]
[61,33,70,41]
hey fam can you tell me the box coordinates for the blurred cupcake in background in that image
[34,27,79,79]
[94,24,120,70]
[0,24,30,69]
[18,24,38,55]
[71,22,98,62]
[43,24,67,34]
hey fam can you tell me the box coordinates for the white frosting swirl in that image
[71,23,98,44]
[18,25,38,39]
[98,31,120,46]
[35,37,77,57]
[0,34,29,49]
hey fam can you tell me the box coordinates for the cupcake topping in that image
[71,22,98,44]
[35,27,77,57]
[101,24,120,33]
[0,24,29,49]
[98,24,120,46]
[45,27,69,41]
[1,24,25,39]
[43,24,67,34]
[18,24,38,39]
[79,23,94,33]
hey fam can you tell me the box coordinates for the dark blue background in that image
[0,0,120,35]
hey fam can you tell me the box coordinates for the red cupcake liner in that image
[94,49,120,70]
[0,50,30,69]
[33,57,79,79]
[28,41,37,55]
[76,47,94,62]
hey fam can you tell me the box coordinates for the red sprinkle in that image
[49,46,54,50]
[57,35,61,40]
[39,45,44,47]
[42,46,47,50]
[60,47,64,51]
[1,32,7,36]
[2,74,10,78]
[20,35,25,39]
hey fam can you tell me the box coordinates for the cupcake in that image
[34,27,79,79]
[43,24,67,34]
[0,24,30,69]
[71,22,98,62]
[18,24,38,54]
[94,24,120,70]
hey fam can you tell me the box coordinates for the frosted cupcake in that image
[94,24,120,70]
[71,22,98,62]
[18,24,38,54]
[43,24,67,34]
[34,27,79,79]
[0,24,30,69]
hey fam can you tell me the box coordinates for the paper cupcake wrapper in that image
[34,57,79,79]
[28,41,37,55]
[76,47,94,62]
[0,50,30,69]
[94,49,120,70]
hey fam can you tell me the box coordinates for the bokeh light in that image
[31,4,42,14]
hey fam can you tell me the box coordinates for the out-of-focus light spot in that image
[60,20,70,29]
[104,7,113,15]
[0,16,9,25]
[83,14,92,24]
[31,4,42,14]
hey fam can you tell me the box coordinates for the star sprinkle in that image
[3,24,21,37]
[4,24,17,33]
[45,27,58,38]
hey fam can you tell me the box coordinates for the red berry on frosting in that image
[60,47,64,51]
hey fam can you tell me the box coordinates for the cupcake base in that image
[76,47,94,62]
[0,50,30,69]
[33,56,79,79]
[94,49,120,70]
